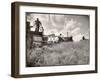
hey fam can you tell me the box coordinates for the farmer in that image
[34,18,42,32]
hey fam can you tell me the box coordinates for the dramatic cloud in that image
[26,13,90,39]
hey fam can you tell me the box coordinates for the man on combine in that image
[34,18,42,32]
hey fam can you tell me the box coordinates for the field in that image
[26,40,90,67]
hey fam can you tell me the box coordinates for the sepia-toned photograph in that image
[11,2,97,77]
[26,13,90,67]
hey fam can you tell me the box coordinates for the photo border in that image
[11,2,98,78]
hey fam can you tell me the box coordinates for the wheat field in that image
[26,40,90,67]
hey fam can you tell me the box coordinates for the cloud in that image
[26,13,89,39]
[61,18,82,37]
[71,27,80,36]
[65,19,77,30]
[73,33,83,42]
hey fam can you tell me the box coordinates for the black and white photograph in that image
[11,2,97,77]
[26,13,90,67]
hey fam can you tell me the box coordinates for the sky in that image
[26,13,90,39]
